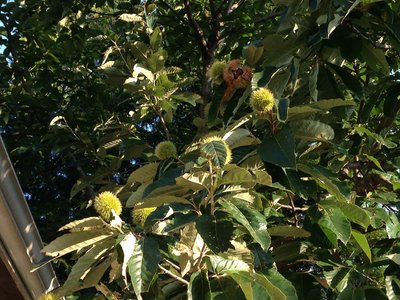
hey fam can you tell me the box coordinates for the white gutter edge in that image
[0,136,59,299]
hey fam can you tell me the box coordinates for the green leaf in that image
[291,120,335,141]
[244,44,264,66]
[120,233,137,285]
[328,63,364,100]
[325,267,350,291]
[128,237,160,299]
[56,239,114,295]
[135,195,192,209]
[42,231,114,257]
[267,68,291,99]
[220,200,270,251]
[209,276,246,300]
[133,63,154,82]
[229,271,287,300]
[365,154,384,172]
[263,34,298,67]
[220,166,254,186]
[277,98,289,122]
[58,217,104,231]
[196,215,234,253]
[223,128,252,148]
[352,230,372,262]
[309,62,319,101]
[127,163,159,185]
[321,200,370,229]
[268,225,310,238]
[258,124,296,169]
[200,139,230,168]
[319,206,352,245]
[386,254,400,265]
[361,41,390,74]
[355,126,397,149]
[188,271,211,300]
[273,241,308,262]
[298,163,349,202]
[261,269,298,300]
[150,26,163,50]
[314,98,356,110]
[207,255,250,273]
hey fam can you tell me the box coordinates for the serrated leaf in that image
[321,200,370,229]
[361,42,390,74]
[128,237,160,299]
[133,63,154,82]
[119,13,142,22]
[355,126,397,149]
[150,26,162,50]
[200,139,230,168]
[244,44,264,66]
[268,226,311,238]
[135,195,192,208]
[127,163,159,185]
[209,276,246,299]
[58,217,104,231]
[126,184,149,207]
[188,271,211,300]
[261,268,298,300]
[291,120,335,141]
[325,267,350,291]
[352,230,372,262]
[120,233,137,285]
[320,206,352,245]
[223,128,252,148]
[196,215,234,253]
[42,231,114,257]
[277,98,289,122]
[258,124,296,169]
[289,99,355,120]
[220,200,270,251]
[298,163,349,202]
[207,255,250,273]
[229,271,286,300]
[220,166,254,186]
[56,239,114,295]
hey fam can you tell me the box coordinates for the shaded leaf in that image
[196,215,234,253]
[220,200,270,251]
[258,124,296,169]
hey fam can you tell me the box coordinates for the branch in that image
[216,0,232,16]
[157,0,189,26]
[182,0,211,59]
[89,10,127,17]
[275,203,308,212]
[158,264,189,285]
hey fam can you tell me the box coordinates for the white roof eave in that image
[0,136,59,299]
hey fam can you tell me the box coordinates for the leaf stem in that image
[158,264,189,285]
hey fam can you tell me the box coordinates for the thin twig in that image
[275,203,308,212]
[110,40,131,72]
[195,243,207,270]
[208,159,216,215]
[164,259,181,271]
[158,0,189,25]
[158,264,189,285]
[155,108,171,140]
[288,194,300,226]
[182,0,211,58]
[89,10,126,17]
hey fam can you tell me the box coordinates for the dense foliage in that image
[2,0,400,299]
